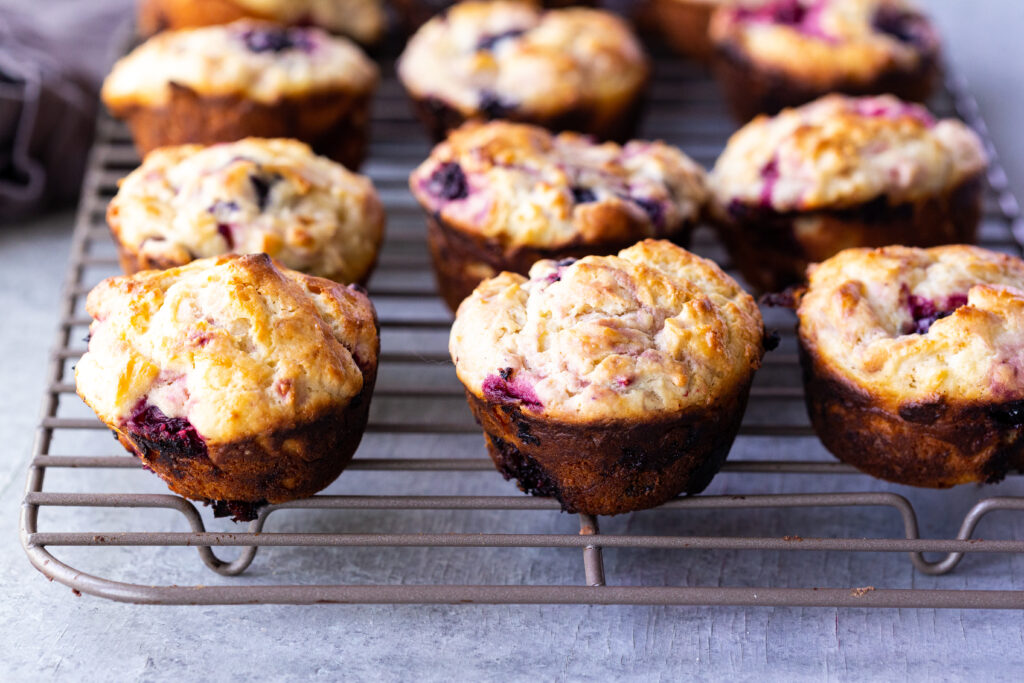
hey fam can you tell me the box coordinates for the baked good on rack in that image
[410,121,708,311]
[450,240,766,515]
[102,20,378,170]
[75,254,380,520]
[107,138,385,285]
[797,245,1024,488]
[397,1,650,142]
[707,94,987,293]
[137,0,386,46]
[639,0,755,62]
[709,0,942,120]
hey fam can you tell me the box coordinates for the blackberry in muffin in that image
[450,240,766,515]
[710,0,942,120]
[397,1,650,142]
[410,121,708,311]
[138,0,386,45]
[75,254,379,520]
[107,138,385,284]
[797,245,1024,488]
[102,20,378,170]
[708,94,987,293]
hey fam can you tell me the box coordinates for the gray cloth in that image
[0,9,106,220]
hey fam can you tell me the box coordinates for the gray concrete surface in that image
[4,2,1024,681]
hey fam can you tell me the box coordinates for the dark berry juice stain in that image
[478,90,512,118]
[991,401,1024,426]
[571,186,597,204]
[482,371,542,409]
[427,162,468,200]
[904,293,968,334]
[736,0,806,26]
[872,7,930,49]
[240,27,312,53]
[759,157,780,207]
[250,173,279,211]
[210,499,267,523]
[124,401,207,459]
[217,224,235,249]
[631,197,664,228]
[476,28,526,52]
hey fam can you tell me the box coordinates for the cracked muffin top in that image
[409,121,708,249]
[75,254,379,446]
[709,94,987,213]
[450,240,765,422]
[108,138,385,284]
[397,1,649,119]
[709,0,940,86]
[798,245,1024,406]
[225,0,385,44]
[102,20,378,108]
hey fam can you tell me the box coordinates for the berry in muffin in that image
[708,94,988,293]
[75,254,379,520]
[107,138,385,284]
[397,1,650,142]
[137,0,386,45]
[450,239,766,515]
[709,0,942,120]
[410,121,708,310]
[796,245,1024,487]
[102,20,379,170]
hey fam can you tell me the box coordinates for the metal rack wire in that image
[20,50,1024,607]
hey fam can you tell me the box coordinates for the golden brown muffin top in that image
[798,245,1024,406]
[710,0,939,87]
[709,94,987,213]
[409,121,708,249]
[108,138,385,284]
[450,240,765,422]
[75,254,378,446]
[397,1,649,118]
[102,20,378,108]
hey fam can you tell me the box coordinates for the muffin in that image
[102,20,379,170]
[708,94,988,293]
[639,0,759,62]
[397,1,650,142]
[107,138,385,284]
[709,0,942,120]
[410,121,709,311]
[797,245,1024,488]
[392,0,590,34]
[75,254,379,520]
[137,0,386,45]
[450,239,766,515]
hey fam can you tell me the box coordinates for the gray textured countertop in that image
[4,2,1024,680]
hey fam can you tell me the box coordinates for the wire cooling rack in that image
[20,47,1024,607]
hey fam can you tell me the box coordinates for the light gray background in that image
[3,1,1024,680]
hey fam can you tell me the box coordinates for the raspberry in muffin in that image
[410,121,709,311]
[102,20,379,170]
[450,240,766,515]
[708,94,987,293]
[137,0,386,45]
[797,245,1024,488]
[397,1,650,142]
[75,254,379,520]
[107,138,385,284]
[710,0,942,120]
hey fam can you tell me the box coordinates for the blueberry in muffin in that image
[450,239,766,515]
[796,245,1024,488]
[410,121,708,311]
[397,1,650,142]
[137,0,386,46]
[102,20,379,170]
[75,254,379,520]
[708,94,987,293]
[710,0,942,120]
[108,138,385,285]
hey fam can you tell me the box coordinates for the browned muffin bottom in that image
[717,176,982,293]
[638,0,720,62]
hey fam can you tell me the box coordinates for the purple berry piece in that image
[210,499,267,522]
[427,162,469,200]
[571,186,597,204]
[759,158,780,207]
[217,224,235,249]
[873,7,930,50]
[905,293,968,334]
[124,401,207,459]
[250,174,278,211]
[631,197,665,228]
[483,371,542,409]
[476,29,526,52]
[240,27,312,53]
[478,90,512,118]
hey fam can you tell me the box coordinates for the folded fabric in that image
[0,9,97,221]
